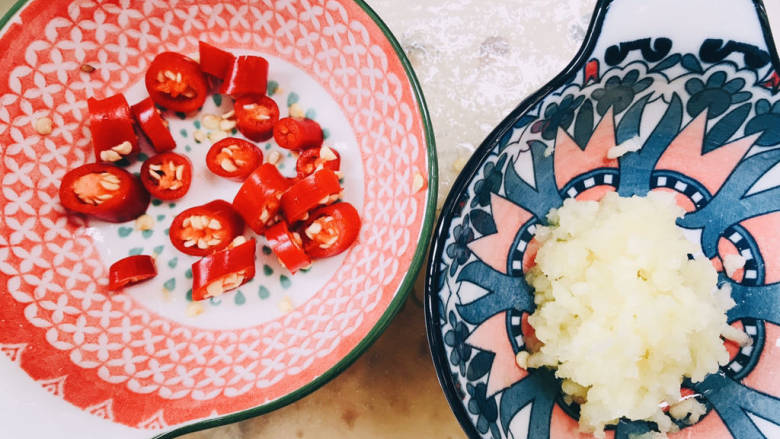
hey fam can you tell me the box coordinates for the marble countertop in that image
[1,0,778,438]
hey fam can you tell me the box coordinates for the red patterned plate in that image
[0,1,436,437]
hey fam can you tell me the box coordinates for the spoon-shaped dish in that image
[426,0,780,437]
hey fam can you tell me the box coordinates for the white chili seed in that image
[206,279,224,297]
[267,150,281,165]
[34,117,53,135]
[202,114,220,130]
[412,172,425,193]
[135,214,154,231]
[208,130,228,142]
[175,164,184,180]
[100,149,122,162]
[112,140,132,155]
[163,70,176,80]
[100,180,120,191]
[208,219,221,230]
[101,173,120,184]
[319,145,337,161]
[193,129,206,143]
[305,222,322,238]
[220,158,238,173]
[219,119,236,131]
[259,208,270,224]
[186,302,204,317]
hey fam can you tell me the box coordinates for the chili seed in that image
[220,158,238,173]
[112,140,133,155]
[33,117,53,135]
[100,149,122,162]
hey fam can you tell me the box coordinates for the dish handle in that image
[589,0,779,74]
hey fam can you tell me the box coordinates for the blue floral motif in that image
[685,71,752,118]
[467,382,500,438]
[540,95,584,140]
[745,99,780,146]
[446,215,474,276]
[444,311,472,375]
[591,69,653,115]
[471,154,508,208]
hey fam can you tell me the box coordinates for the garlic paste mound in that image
[525,192,736,436]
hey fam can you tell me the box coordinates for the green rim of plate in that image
[0,1,438,437]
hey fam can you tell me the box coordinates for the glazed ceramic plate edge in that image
[0,0,438,437]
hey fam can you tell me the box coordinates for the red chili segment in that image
[266,222,311,274]
[198,41,235,81]
[140,152,192,200]
[300,202,361,259]
[108,255,157,290]
[191,238,256,301]
[59,163,150,223]
[145,52,208,113]
[169,200,244,257]
[296,145,341,178]
[273,117,324,151]
[280,168,341,223]
[131,97,176,152]
[88,94,139,163]
[220,55,269,98]
[234,95,279,141]
[206,137,263,180]
[232,164,292,233]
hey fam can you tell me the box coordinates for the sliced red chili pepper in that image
[234,95,279,141]
[232,163,292,233]
[88,94,139,163]
[198,40,235,81]
[220,55,269,98]
[191,238,256,301]
[280,168,341,223]
[299,202,361,259]
[131,97,176,152]
[273,117,324,151]
[140,152,192,200]
[108,255,157,290]
[266,222,311,273]
[59,163,150,223]
[206,137,263,181]
[296,145,341,178]
[145,52,208,113]
[169,200,244,257]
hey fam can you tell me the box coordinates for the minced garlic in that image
[525,192,738,437]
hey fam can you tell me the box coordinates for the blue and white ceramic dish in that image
[426,0,780,437]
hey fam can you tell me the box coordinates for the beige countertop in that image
[2,0,779,438]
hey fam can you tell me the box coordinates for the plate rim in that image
[422,0,780,438]
[0,0,439,437]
